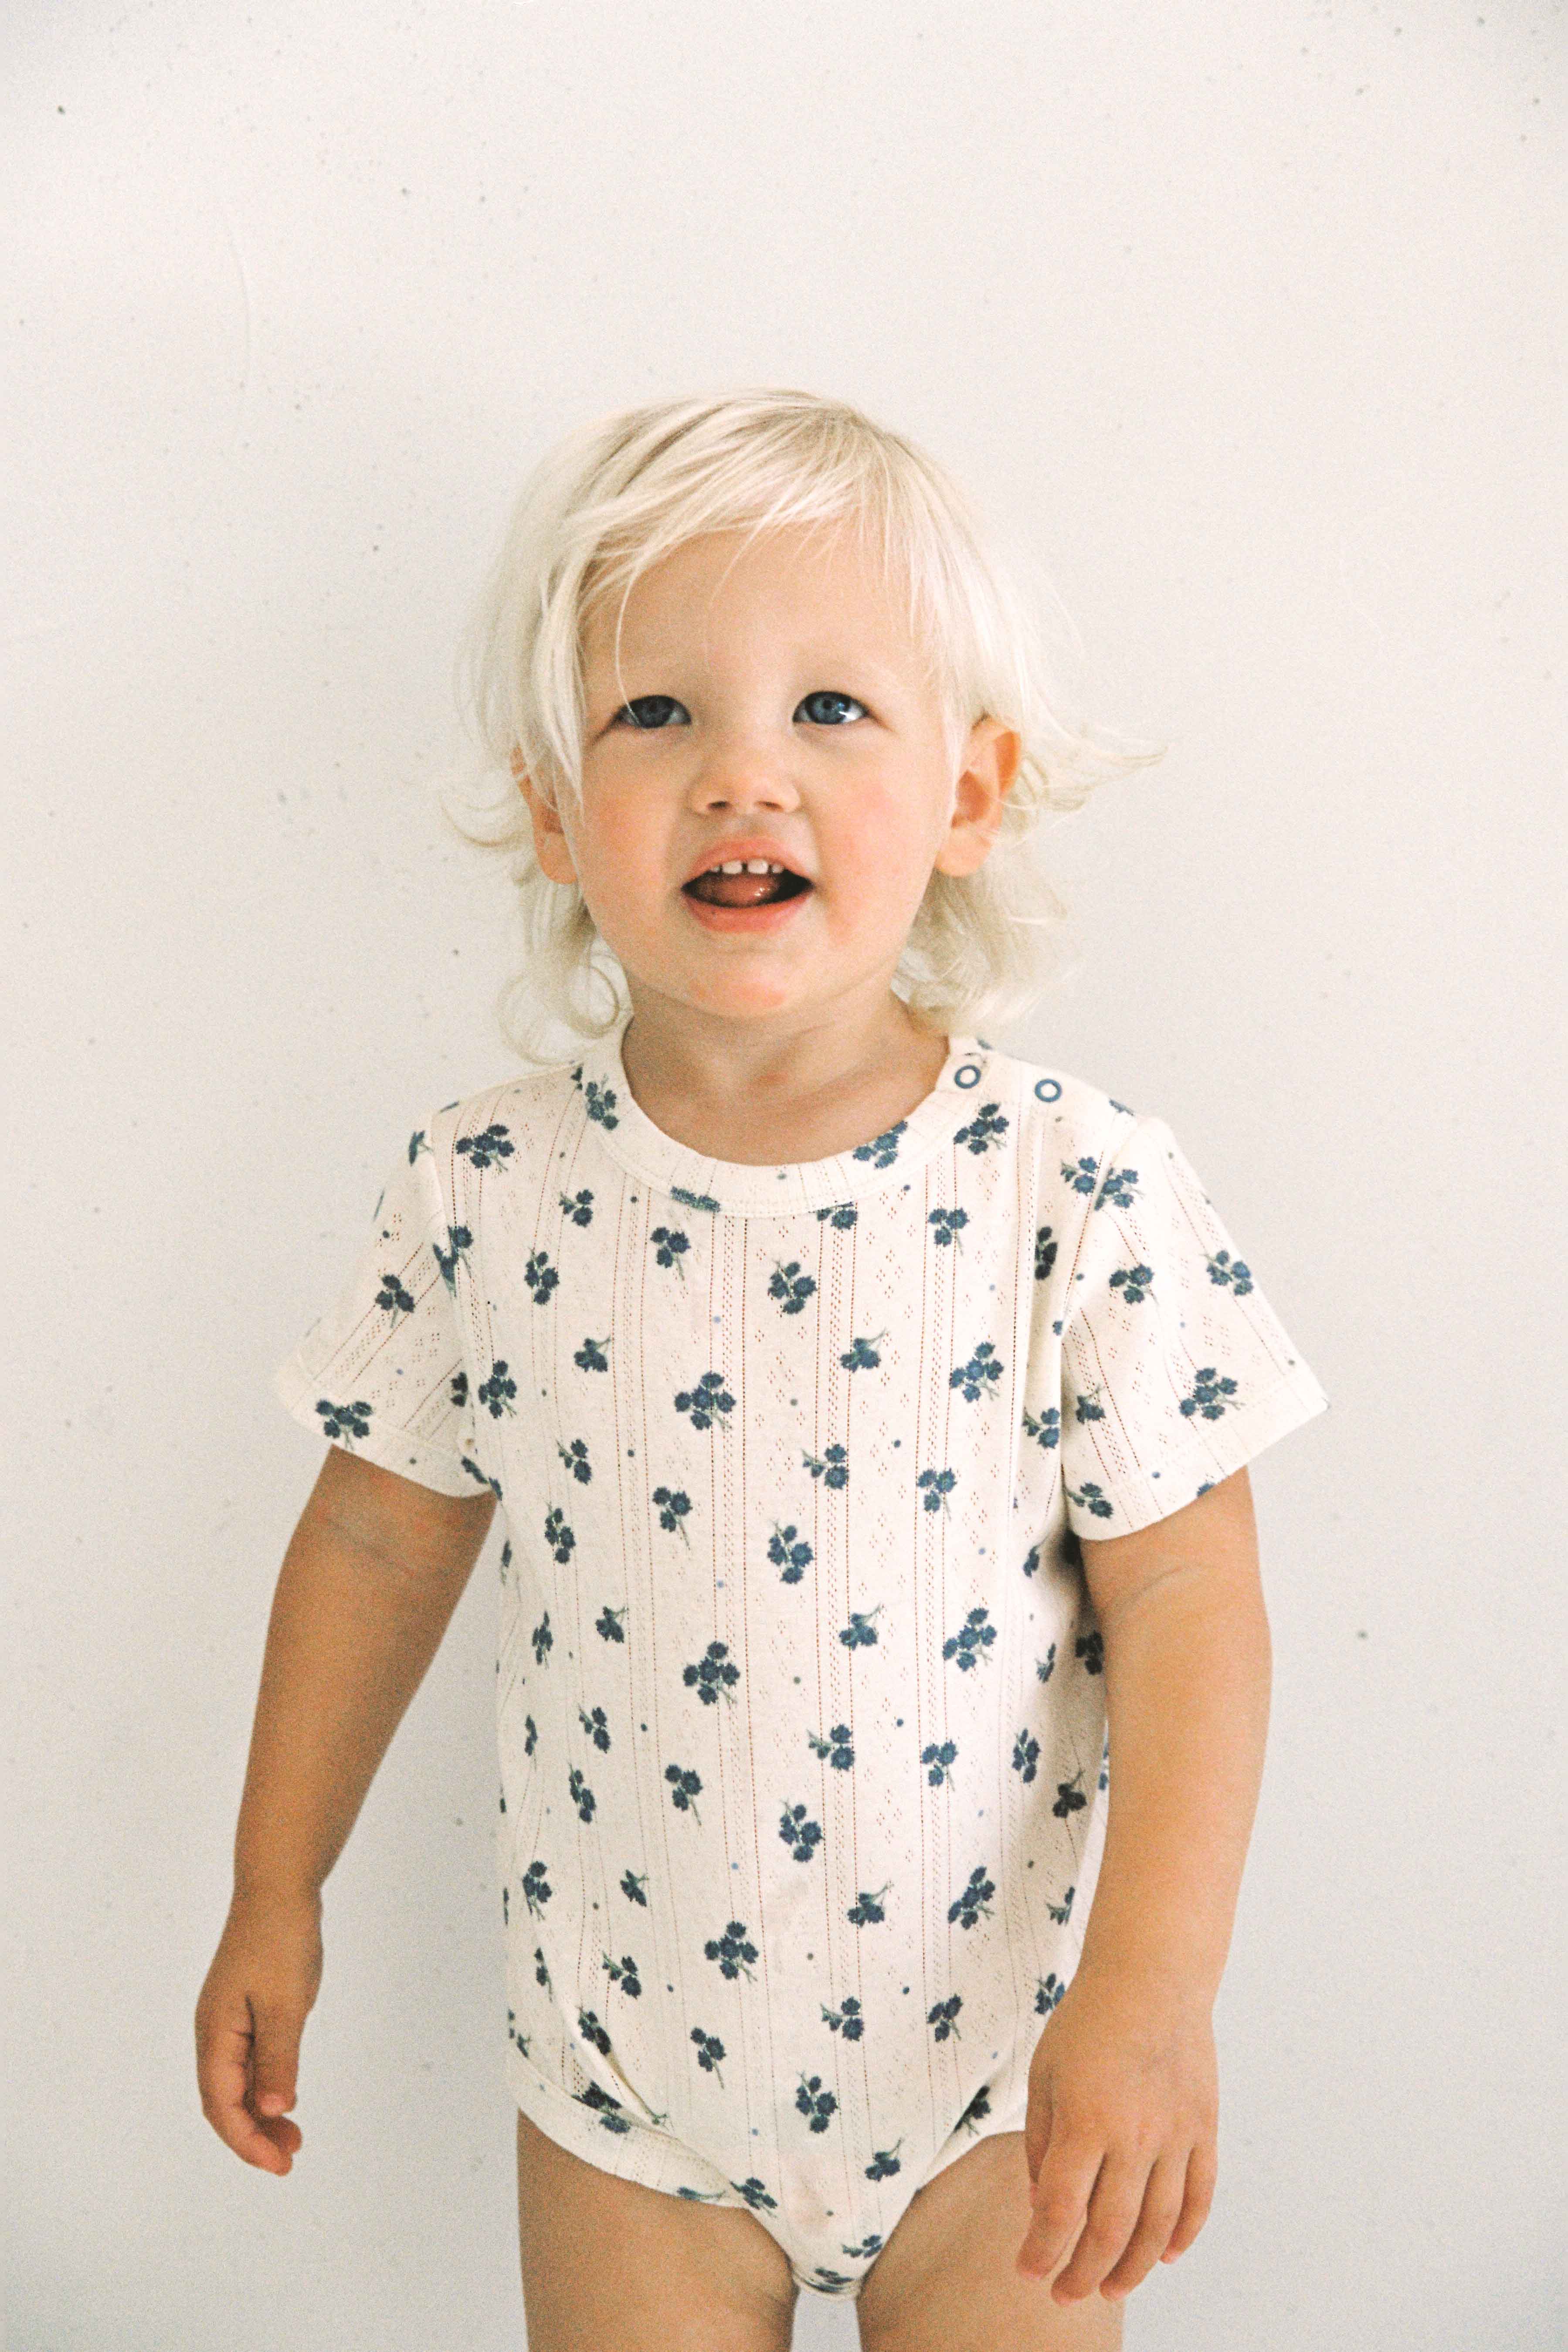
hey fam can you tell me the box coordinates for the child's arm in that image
[195,1448,496,2173]
[1015,1464,1272,2304]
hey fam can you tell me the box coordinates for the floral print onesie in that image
[273,1011,1328,2300]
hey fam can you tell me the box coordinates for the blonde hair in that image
[443,389,1165,1064]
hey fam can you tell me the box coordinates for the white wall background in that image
[4,3,1563,2346]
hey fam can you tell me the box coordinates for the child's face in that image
[516,521,1017,1031]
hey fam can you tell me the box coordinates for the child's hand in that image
[1016,1965,1219,2304]
[194,1886,323,2175]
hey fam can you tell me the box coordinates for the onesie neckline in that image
[570,1008,998,1215]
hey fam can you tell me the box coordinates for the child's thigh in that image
[855,2132,1124,2352]
[515,2108,799,2352]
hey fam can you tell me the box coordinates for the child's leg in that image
[516,2107,800,2352]
[855,2131,1125,2352]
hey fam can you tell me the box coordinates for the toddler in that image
[196,391,1329,2351]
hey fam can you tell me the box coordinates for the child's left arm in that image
[1017,1463,1272,2307]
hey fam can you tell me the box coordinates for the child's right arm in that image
[194,1446,496,2174]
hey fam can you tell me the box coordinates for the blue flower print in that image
[405,1128,428,1166]
[1012,1728,1040,1783]
[808,1722,854,1770]
[1073,1388,1106,1425]
[1066,1479,1114,1520]
[769,1259,818,1315]
[929,1205,969,1251]
[524,1250,559,1306]
[559,1188,594,1227]
[533,1945,551,1990]
[531,1612,553,1665]
[957,2089,990,2135]
[817,1201,857,1230]
[621,1868,649,1906]
[479,1360,518,1419]
[804,1443,848,1488]
[841,1331,887,1372]
[778,1802,822,1862]
[1045,1884,1076,1926]
[433,1225,473,1290]
[865,2142,904,2181]
[1036,1641,1058,1684]
[1021,1541,1042,1579]
[675,1371,735,1431]
[950,1342,1004,1403]
[704,1920,758,1982]
[451,1369,468,1417]
[683,1640,740,1707]
[1109,1262,1155,1307]
[544,1507,575,1564]
[1095,1162,1140,1213]
[943,1606,997,1672]
[842,2234,883,2260]
[521,1859,552,1916]
[652,1486,692,1547]
[768,1522,813,1583]
[948,1864,995,1929]
[578,2007,610,2055]
[523,1716,537,1757]
[604,1951,642,1997]
[557,1436,592,1484]
[597,1604,627,1643]
[1061,1155,1099,1198]
[928,1993,962,2043]
[666,1764,704,1823]
[1034,1224,1058,1280]
[847,1884,890,1927]
[671,1184,722,1213]
[576,2081,632,2135]
[821,1995,864,2040]
[573,1070,619,1130]
[802,2269,859,2296]
[650,1224,690,1280]
[796,2074,838,2132]
[838,1607,882,1649]
[922,1739,958,1789]
[730,2177,779,2213]
[954,1102,1009,1156]
[917,1466,956,1514]
[691,2026,726,2085]
[1076,1628,1104,1676]
[1022,1405,1060,1453]
[1035,1971,1068,2015]
[1181,1366,1240,1420]
[374,1270,417,1320]
[1206,1248,1253,1295]
[851,1118,908,1171]
[1052,1772,1089,1823]
[573,1333,611,1372]
[314,1397,371,1443]
[455,1122,515,1172]
[578,1705,611,1753]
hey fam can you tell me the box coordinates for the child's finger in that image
[1045,2148,1155,2304]
[1015,2129,1102,2280]
[197,2009,294,2172]
[249,1993,305,2122]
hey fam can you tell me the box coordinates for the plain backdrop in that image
[3,4,1564,2347]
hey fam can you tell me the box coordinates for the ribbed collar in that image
[570,1008,1000,1215]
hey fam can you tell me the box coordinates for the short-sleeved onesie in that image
[274,1011,1328,2300]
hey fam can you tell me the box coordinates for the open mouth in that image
[682,865,813,909]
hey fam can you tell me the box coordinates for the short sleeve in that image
[1059,1114,1328,1539]
[272,1120,482,1498]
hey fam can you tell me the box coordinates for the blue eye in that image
[796,691,867,726]
[614,695,688,728]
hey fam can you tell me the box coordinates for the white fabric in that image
[274,1011,1327,2295]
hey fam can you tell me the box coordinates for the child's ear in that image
[509,750,579,886]
[934,720,1022,878]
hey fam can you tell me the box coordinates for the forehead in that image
[580,522,922,673]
